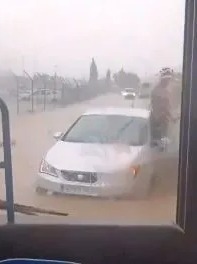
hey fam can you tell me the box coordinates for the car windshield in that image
[125,88,135,92]
[0,0,184,225]
[62,115,148,145]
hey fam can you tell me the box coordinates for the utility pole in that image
[10,71,19,115]
[22,56,25,72]
[61,78,67,105]
[23,71,34,112]
[53,65,57,104]
[43,78,47,111]
[15,78,19,115]
[37,73,47,111]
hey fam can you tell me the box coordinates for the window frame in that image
[176,0,197,235]
[0,1,197,263]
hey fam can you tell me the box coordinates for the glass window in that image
[0,0,185,225]
[63,114,148,145]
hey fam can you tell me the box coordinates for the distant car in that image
[38,89,51,96]
[121,88,136,100]
[139,83,151,98]
[36,107,170,199]
[18,91,32,101]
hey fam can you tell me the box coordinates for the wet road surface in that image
[0,93,178,224]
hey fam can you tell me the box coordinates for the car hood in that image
[122,91,135,95]
[45,141,143,173]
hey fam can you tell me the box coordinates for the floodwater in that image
[0,93,178,224]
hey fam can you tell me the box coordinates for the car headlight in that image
[39,159,58,177]
[130,165,140,177]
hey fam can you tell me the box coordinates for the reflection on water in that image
[0,93,179,224]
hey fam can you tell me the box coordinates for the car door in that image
[138,123,154,178]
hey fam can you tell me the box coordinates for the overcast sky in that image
[0,0,185,78]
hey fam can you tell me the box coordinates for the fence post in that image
[24,71,34,112]
[43,79,47,111]
[11,72,20,115]
[16,79,19,115]
[31,78,34,112]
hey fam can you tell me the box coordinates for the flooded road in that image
[0,93,178,224]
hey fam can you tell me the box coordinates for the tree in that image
[105,69,111,87]
[106,69,111,81]
[113,68,140,89]
[89,58,98,84]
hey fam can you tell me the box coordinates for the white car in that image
[18,91,32,101]
[139,83,151,98]
[121,88,136,100]
[36,107,170,198]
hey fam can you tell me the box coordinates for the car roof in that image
[83,107,150,119]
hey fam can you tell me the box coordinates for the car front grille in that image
[61,170,97,183]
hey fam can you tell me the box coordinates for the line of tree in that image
[113,68,140,89]
[89,59,140,89]
[89,58,98,84]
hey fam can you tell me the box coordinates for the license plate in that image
[60,184,90,195]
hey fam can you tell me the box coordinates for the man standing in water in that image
[150,67,175,142]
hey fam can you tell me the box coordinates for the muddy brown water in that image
[0,94,178,224]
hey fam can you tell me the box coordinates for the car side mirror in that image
[151,137,170,152]
[53,132,63,141]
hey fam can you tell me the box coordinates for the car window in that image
[62,114,147,145]
[125,88,134,92]
[0,0,184,225]
[115,118,148,145]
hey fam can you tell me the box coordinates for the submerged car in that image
[36,107,170,198]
